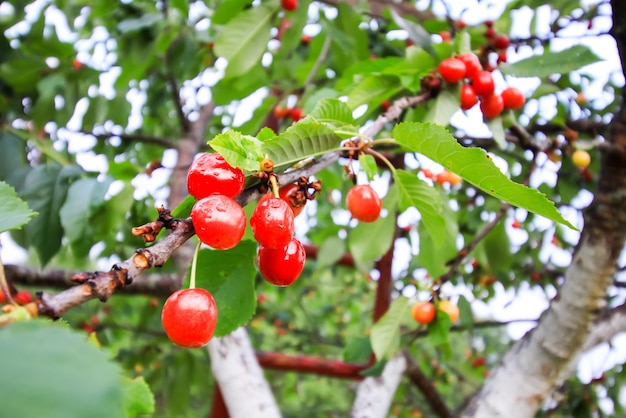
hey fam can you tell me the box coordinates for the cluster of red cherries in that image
[438,51,525,118]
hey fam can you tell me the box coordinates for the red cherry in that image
[15,291,32,305]
[72,59,83,71]
[460,84,478,110]
[187,153,245,200]
[480,94,504,119]
[484,20,494,28]
[497,50,508,64]
[439,31,452,43]
[273,106,290,119]
[346,184,382,223]
[250,196,295,249]
[457,53,482,80]
[381,100,391,111]
[281,0,298,11]
[511,220,522,229]
[472,71,495,97]
[410,302,436,325]
[289,107,304,121]
[161,288,217,348]
[278,184,306,217]
[472,357,487,368]
[191,195,246,250]
[493,34,510,50]
[501,86,525,110]
[0,290,5,304]
[258,238,306,286]
[485,27,496,39]
[438,58,466,83]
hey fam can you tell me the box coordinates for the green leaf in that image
[500,45,601,78]
[486,116,506,149]
[370,297,410,360]
[309,97,356,126]
[184,241,257,337]
[214,3,277,78]
[212,0,251,24]
[262,121,344,173]
[121,377,155,417]
[59,177,113,256]
[348,188,398,272]
[346,75,403,111]
[393,170,445,247]
[424,87,459,126]
[390,9,435,56]
[343,337,372,363]
[483,219,514,274]
[172,195,196,219]
[0,181,37,233]
[316,235,346,269]
[0,320,124,418]
[209,131,265,172]
[426,309,452,359]
[20,164,84,265]
[416,194,458,278]
[393,122,577,230]
[358,154,378,181]
[117,13,162,33]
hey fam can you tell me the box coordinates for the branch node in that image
[132,251,152,270]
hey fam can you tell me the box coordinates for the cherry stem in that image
[269,174,280,198]
[0,256,16,305]
[189,240,201,289]
[365,147,398,176]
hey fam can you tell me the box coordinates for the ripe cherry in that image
[439,31,452,43]
[436,170,462,186]
[187,153,245,200]
[72,59,83,71]
[472,357,487,368]
[438,58,466,83]
[161,288,218,348]
[250,196,295,249]
[485,27,496,39]
[281,0,298,11]
[258,238,306,286]
[572,149,591,169]
[15,291,32,305]
[480,94,504,119]
[472,71,495,97]
[191,195,246,250]
[279,183,306,217]
[457,53,482,80]
[501,86,525,110]
[493,34,510,50]
[511,220,522,229]
[273,106,290,119]
[438,300,460,323]
[346,184,382,223]
[411,302,436,325]
[289,108,304,121]
[460,84,478,110]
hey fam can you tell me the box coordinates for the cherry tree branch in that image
[404,351,455,418]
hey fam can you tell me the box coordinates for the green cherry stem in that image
[189,240,202,289]
[269,174,280,198]
[365,147,398,176]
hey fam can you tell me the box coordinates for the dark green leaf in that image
[358,154,378,181]
[316,235,346,269]
[0,181,37,233]
[0,320,124,418]
[371,296,410,360]
[393,123,577,230]
[121,376,155,417]
[346,75,403,111]
[500,45,601,78]
[390,9,435,56]
[424,87,460,126]
[343,337,372,363]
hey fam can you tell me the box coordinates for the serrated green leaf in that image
[121,376,155,417]
[20,163,84,265]
[214,3,277,78]
[500,45,601,78]
[184,241,257,337]
[0,321,124,418]
[262,121,344,172]
[348,188,398,272]
[483,219,514,274]
[393,170,445,247]
[393,122,577,230]
[0,181,37,233]
[370,297,410,360]
[309,98,355,126]
[209,131,265,172]
[358,154,378,181]
[257,127,277,142]
[346,74,403,111]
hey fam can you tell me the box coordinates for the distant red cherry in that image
[460,84,478,110]
[438,58,467,83]
[15,291,32,305]
[281,0,298,11]
[458,53,482,80]
[161,288,217,348]
[480,94,504,119]
[258,238,306,286]
[502,86,525,110]
[472,71,495,97]
[289,108,304,121]
[494,34,510,50]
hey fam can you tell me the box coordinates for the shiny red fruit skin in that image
[250,197,295,249]
[187,153,245,200]
[501,86,525,110]
[460,84,478,110]
[15,291,32,305]
[438,58,466,83]
[457,53,482,80]
[281,0,298,11]
[279,184,305,217]
[289,108,304,121]
[191,195,246,250]
[472,71,495,97]
[346,184,382,222]
[161,288,217,348]
[480,94,504,119]
[258,238,306,286]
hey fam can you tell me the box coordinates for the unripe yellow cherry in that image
[572,149,591,169]
[438,300,460,323]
